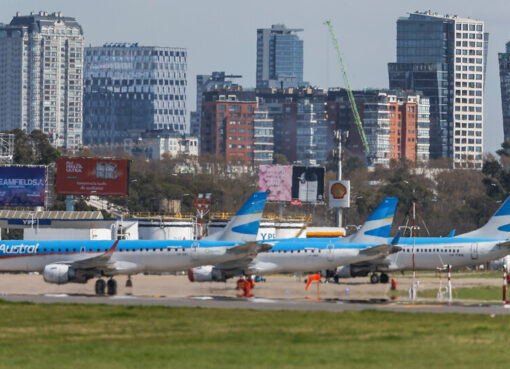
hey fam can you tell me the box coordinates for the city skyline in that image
[3,0,510,154]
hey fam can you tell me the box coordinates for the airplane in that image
[188,197,401,282]
[0,191,268,295]
[334,196,510,284]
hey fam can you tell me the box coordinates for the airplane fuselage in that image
[247,238,389,274]
[384,237,509,271]
[0,239,242,275]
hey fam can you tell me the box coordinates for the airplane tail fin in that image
[204,192,267,242]
[457,197,510,239]
[340,197,398,244]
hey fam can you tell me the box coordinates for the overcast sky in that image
[4,0,510,153]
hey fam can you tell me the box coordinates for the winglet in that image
[107,240,120,254]
[447,229,456,237]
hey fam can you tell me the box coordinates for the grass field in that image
[390,286,504,301]
[1,300,510,368]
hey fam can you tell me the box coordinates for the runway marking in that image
[249,298,277,303]
[385,304,441,309]
[43,294,69,298]
[191,296,214,300]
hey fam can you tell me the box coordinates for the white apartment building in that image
[0,11,84,149]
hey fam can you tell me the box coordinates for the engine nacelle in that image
[188,266,226,282]
[43,264,72,284]
[335,265,371,278]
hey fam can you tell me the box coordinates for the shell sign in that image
[329,180,350,208]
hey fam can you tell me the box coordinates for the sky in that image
[4,0,510,153]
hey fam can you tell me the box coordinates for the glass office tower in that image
[256,24,304,88]
[389,11,488,169]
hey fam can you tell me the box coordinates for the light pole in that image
[404,180,417,302]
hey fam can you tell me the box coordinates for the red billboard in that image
[56,158,129,196]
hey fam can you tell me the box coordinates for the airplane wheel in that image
[370,273,380,284]
[334,275,340,284]
[95,279,106,295]
[380,273,389,284]
[107,279,117,296]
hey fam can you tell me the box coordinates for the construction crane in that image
[324,20,370,154]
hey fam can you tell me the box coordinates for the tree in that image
[273,153,288,165]
[11,129,60,165]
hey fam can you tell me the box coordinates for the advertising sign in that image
[258,165,293,201]
[329,180,350,208]
[0,166,46,207]
[291,166,325,203]
[56,158,129,196]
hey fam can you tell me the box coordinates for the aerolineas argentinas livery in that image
[188,197,401,282]
[335,197,510,284]
[0,192,268,295]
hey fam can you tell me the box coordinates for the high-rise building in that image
[83,43,187,147]
[0,11,84,149]
[327,89,430,165]
[499,42,510,142]
[190,72,241,138]
[388,11,488,169]
[201,87,257,163]
[256,24,304,88]
[257,87,328,165]
[253,104,274,164]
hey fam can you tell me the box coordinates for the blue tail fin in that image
[340,197,398,244]
[457,196,510,239]
[204,192,268,242]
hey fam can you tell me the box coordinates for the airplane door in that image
[191,241,200,260]
[327,241,334,262]
[471,243,479,260]
[80,246,86,254]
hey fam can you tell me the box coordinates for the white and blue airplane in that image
[188,197,401,282]
[335,197,510,284]
[0,191,268,295]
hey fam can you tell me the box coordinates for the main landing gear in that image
[370,273,390,284]
[95,278,117,295]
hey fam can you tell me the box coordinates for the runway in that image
[1,273,508,314]
[2,292,510,315]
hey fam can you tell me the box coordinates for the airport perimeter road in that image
[2,293,510,315]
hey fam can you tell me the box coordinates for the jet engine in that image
[43,264,72,284]
[188,266,226,282]
[43,264,89,284]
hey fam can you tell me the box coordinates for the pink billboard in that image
[258,165,293,201]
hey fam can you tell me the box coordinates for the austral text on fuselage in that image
[0,244,40,255]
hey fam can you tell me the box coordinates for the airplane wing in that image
[56,240,119,270]
[226,242,272,256]
[359,243,402,257]
[211,242,273,274]
[497,240,510,250]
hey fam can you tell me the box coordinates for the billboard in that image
[258,165,293,201]
[56,158,129,196]
[291,166,325,203]
[329,180,350,208]
[0,166,46,207]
